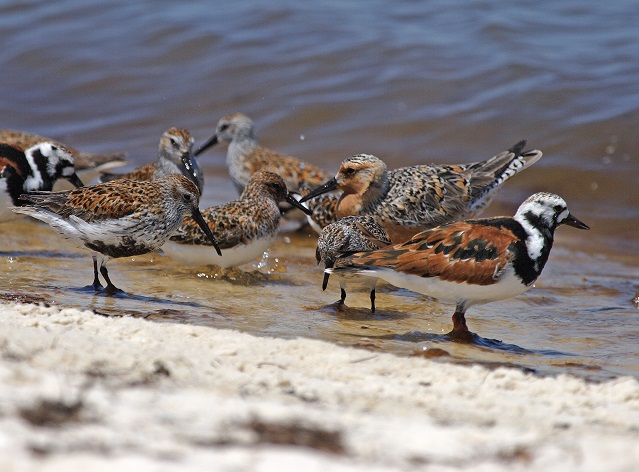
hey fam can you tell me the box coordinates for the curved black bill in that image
[298,177,339,203]
[285,193,313,216]
[67,173,85,188]
[194,134,218,157]
[191,208,223,256]
[563,213,590,230]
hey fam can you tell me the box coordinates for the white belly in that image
[364,266,529,306]
[162,235,276,269]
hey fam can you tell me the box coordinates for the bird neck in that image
[514,211,556,282]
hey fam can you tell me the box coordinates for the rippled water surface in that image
[1,0,638,380]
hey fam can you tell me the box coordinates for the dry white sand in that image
[1,301,638,471]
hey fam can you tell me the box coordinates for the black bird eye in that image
[51,145,57,151]
[170,138,179,147]
[344,168,355,176]
[183,193,192,203]
[219,123,230,132]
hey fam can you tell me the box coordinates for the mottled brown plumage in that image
[316,215,392,312]
[300,141,542,241]
[15,174,221,294]
[195,112,331,194]
[350,221,518,286]
[100,127,204,192]
[164,171,310,268]
[329,193,589,339]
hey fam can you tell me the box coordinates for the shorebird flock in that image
[0,115,589,341]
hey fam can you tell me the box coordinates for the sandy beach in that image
[1,300,637,471]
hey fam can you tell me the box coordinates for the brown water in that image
[1,1,638,381]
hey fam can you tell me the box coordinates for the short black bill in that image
[563,213,590,230]
[67,173,85,188]
[194,134,218,157]
[298,177,339,203]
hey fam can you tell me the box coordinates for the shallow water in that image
[1,0,638,381]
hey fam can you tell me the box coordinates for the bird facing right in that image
[100,127,204,193]
[14,174,221,295]
[327,192,589,341]
[163,171,311,269]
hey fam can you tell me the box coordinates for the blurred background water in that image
[1,0,637,380]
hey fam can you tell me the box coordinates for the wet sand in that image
[1,301,638,471]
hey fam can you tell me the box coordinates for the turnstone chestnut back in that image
[163,171,311,268]
[194,112,331,194]
[100,127,204,193]
[299,140,542,242]
[1,142,84,222]
[328,192,589,340]
[14,174,221,295]
[0,128,127,185]
[316,215,391,312]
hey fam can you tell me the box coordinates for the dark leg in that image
[99,263,122,295]
[87,256,103,291]
[370,288,376,314]
[446,303,474,343]
[338,287,347,305]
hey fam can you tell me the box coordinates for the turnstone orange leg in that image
[327,193,589,339]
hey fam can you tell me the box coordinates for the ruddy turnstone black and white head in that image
[163,171,311,268]
[299,140,542,242]
[0,142,84,222]
[327,192,589,340]
[316,215,391,313]
[100,127,204,193]
[14,174,221,295]
[0,128,127,186]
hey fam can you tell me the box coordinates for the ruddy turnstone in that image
[194,112,331,193]
[14,174,221,295]
[0,128,127,186]
[163,171,311,268]
[100,127,204,193]
[0,142,84,222]
[299,140,542,242]
[316,215,391,312]
[327,192,589,340]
